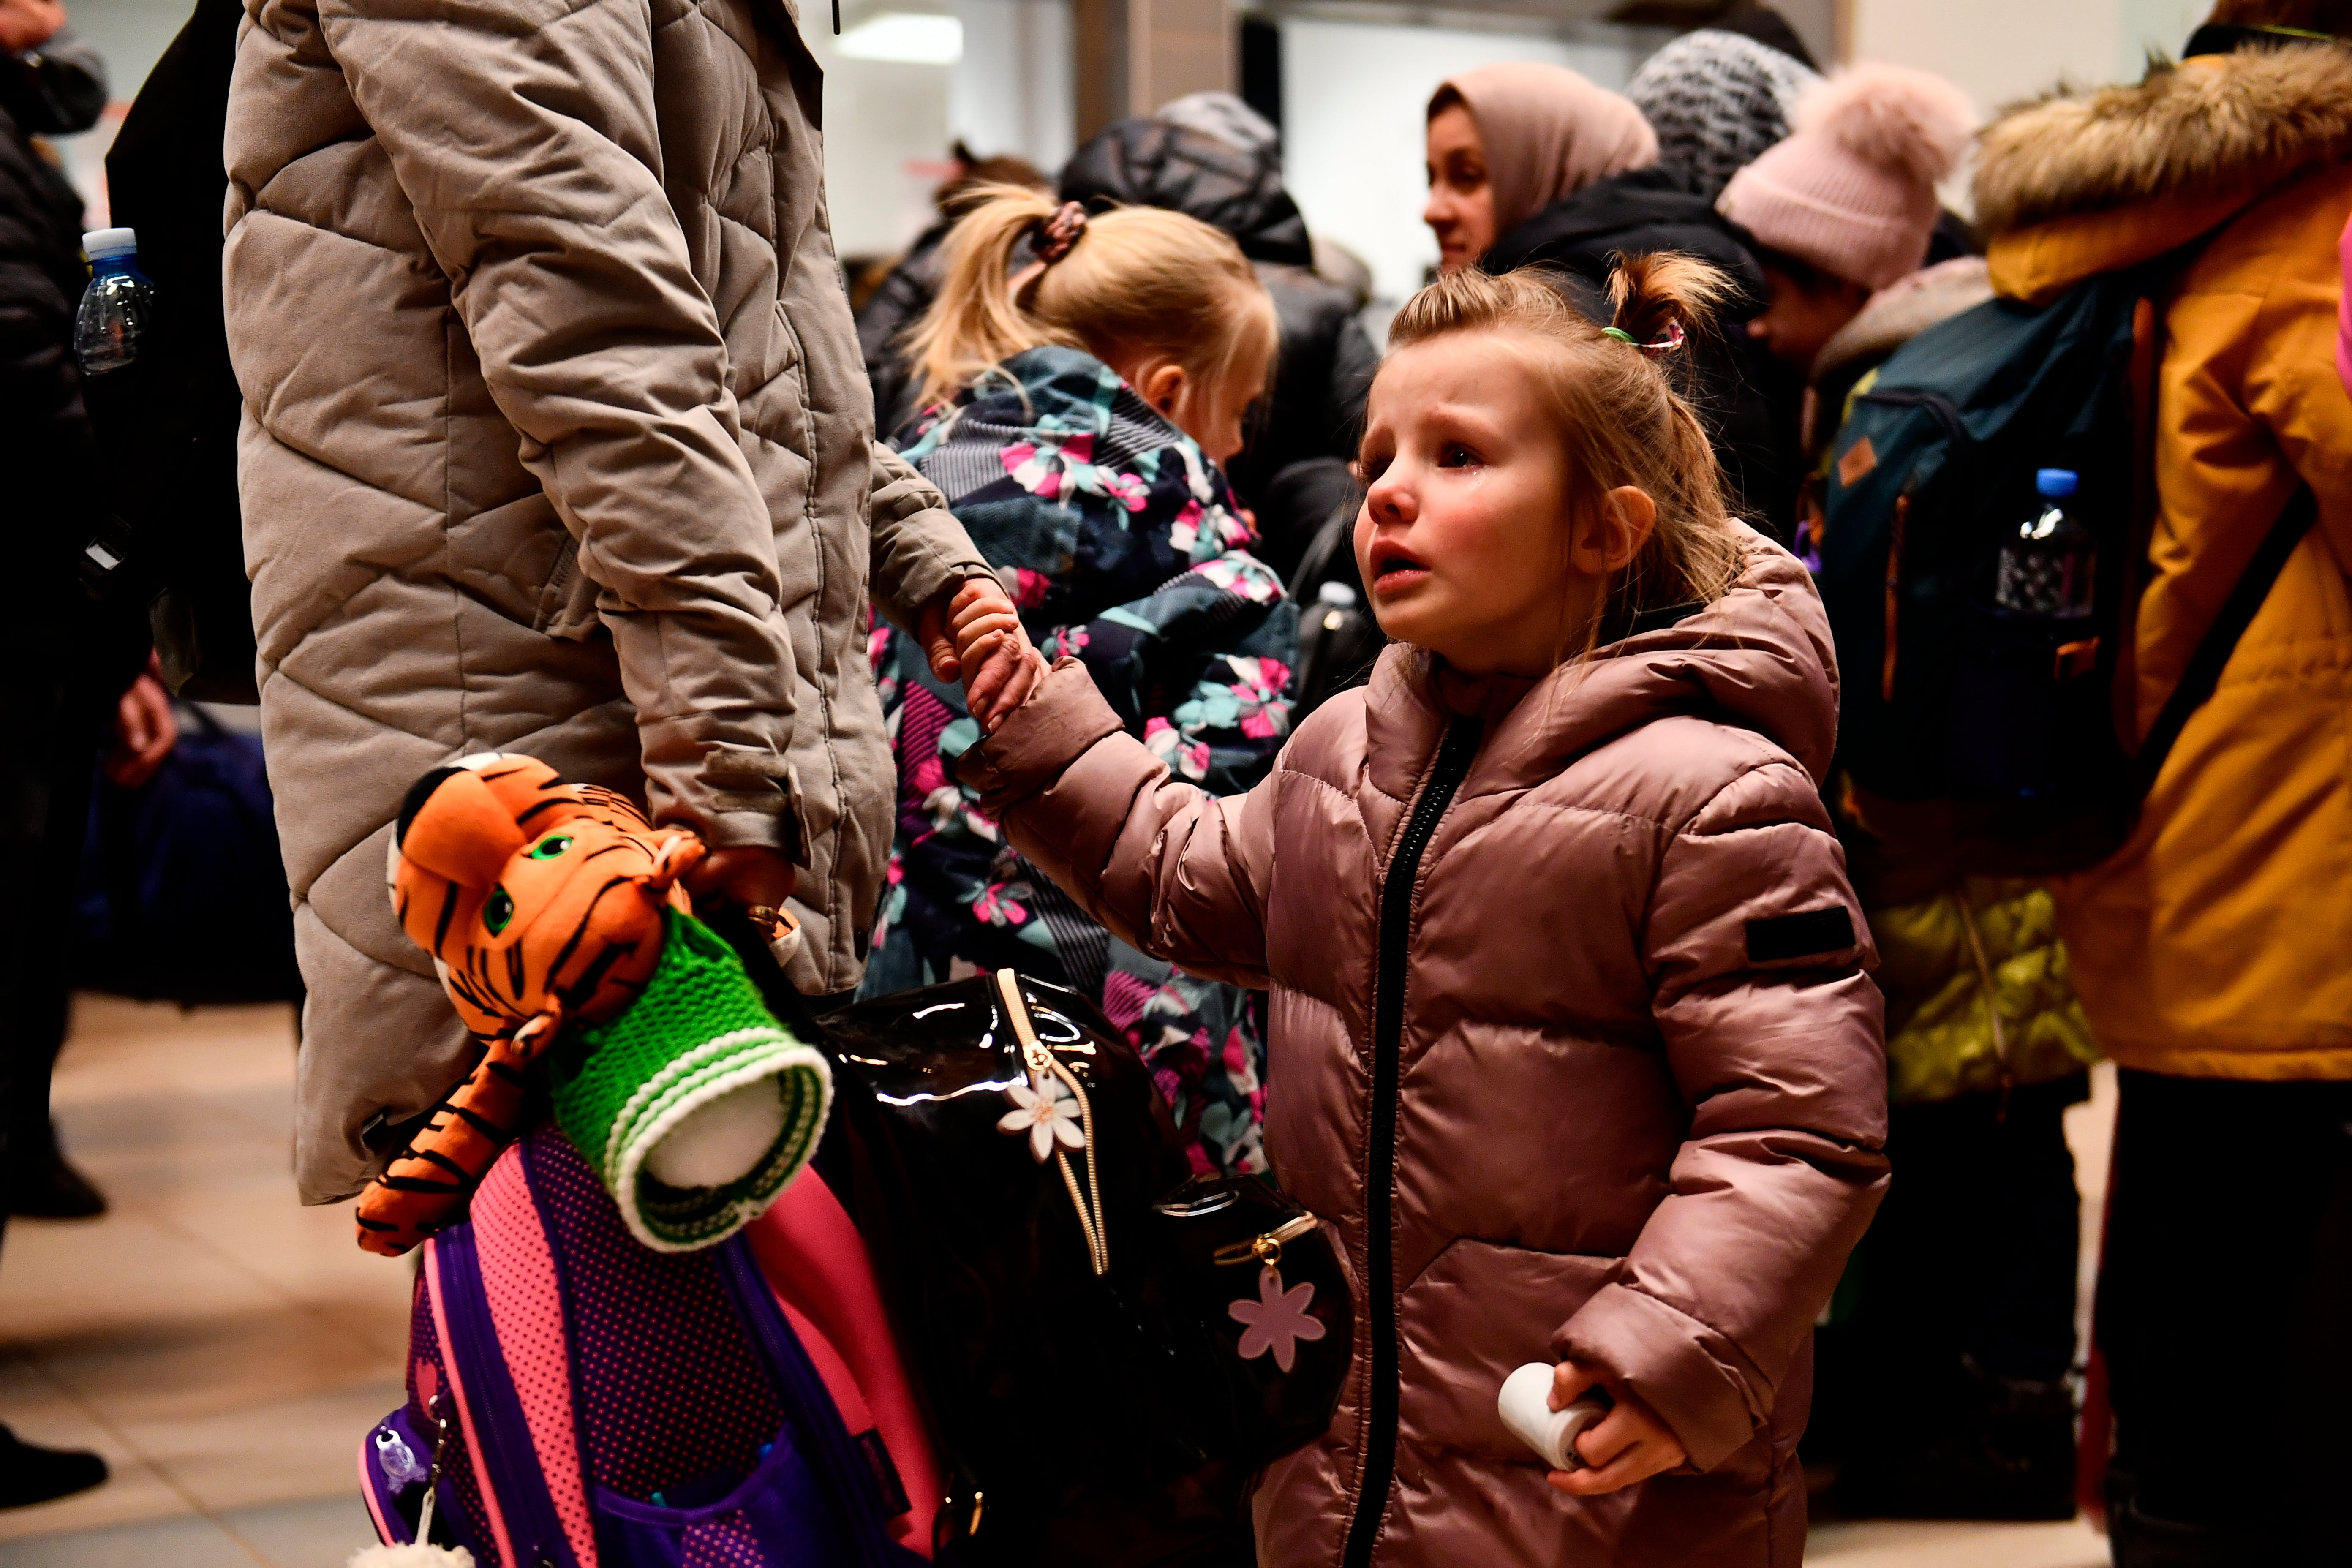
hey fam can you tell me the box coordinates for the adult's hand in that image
[105,666,177,789]
[682,845,795,913]
[0,0,67,53]
[1543,1359,1687,1497]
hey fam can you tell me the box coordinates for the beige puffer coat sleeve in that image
[1552,760,1889,1470]
[316,0,799,851]
[868,440,993,631]
[961,658,1278,988]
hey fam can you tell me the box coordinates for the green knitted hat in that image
[550,909,830,1253]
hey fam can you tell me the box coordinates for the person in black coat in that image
[1059,107,1377,583]
[1480,166,1803,546]
[0,0,145,1509]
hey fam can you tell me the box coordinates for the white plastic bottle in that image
[74,227,156,376]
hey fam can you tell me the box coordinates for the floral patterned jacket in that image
[863,346,1298,1175]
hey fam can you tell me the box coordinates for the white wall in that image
[1846,0,2213,217]
[804,16,957,258]
[53,0,2214,267]
[1277,19,1644,303]
[818,0,1078,257]
[950,0,1075,177]
[1849,0,2213,117]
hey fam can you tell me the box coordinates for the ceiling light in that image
[838,12,963,65]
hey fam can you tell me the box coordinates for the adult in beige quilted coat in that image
[223,0,993,1201]
[963,532,1889,1565]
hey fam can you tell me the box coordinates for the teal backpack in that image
[1815,269,2314,873]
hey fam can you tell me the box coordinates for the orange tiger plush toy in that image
[362,754,828,1258]
[357,754,706,1255]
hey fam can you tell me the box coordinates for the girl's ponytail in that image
[1604,252,1735,349]
[901,186,1277,421]
[906,185,1083,411]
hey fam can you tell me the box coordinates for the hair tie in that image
[1034,201,1088,263]
[1603,321,1687,354]
[1008,201,1089,302]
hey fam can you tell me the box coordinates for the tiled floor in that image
[0,998,2123,1566]
[0,999,408,1567]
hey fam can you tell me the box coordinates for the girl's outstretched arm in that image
[958,658,1277,989]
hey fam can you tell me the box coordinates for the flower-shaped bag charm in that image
[1214,1212,1328,1372]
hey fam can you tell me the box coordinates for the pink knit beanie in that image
[1716,63,1977,290]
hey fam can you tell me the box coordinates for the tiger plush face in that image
[387,754,704,1037]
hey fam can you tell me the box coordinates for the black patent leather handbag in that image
[814,969,1353,1567]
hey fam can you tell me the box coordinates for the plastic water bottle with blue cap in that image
[74,227,155,376]
[1995,468,2096,619]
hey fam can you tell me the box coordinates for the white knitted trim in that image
[610,1040,833,1255]
[602,1027,788,1181]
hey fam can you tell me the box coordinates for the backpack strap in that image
[715,1239,917,1568]
[2129,482,2319,800]
[430,1223,584,1568]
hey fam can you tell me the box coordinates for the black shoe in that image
[4,1150,108,1219]
[1836,1360,2078,1521]
[0,1425,108,1508]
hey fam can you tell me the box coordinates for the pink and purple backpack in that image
[359,1124,942,1567]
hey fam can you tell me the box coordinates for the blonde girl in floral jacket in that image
[863,189,1296,1175]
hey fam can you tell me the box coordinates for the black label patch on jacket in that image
[1745,906,1855,964]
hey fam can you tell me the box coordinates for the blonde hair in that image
[906,185,1278,414]
[1380,256,1749,660]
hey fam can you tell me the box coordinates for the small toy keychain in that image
[349,1389,473,1565]
[1214,1212,1328,1372]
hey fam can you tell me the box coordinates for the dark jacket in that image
[856,218,948,444]
[1060,118,1377,576]
[0,82,101,593]
[0,62,149,717]
[89,0,255,701]
[1484,166,1801,544]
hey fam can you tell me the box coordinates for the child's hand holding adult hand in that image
[1544,1360,1687,1497]
[946,577,1045,731]
[918,574,1018,683]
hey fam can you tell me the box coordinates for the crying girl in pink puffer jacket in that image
[945,258,1889,1568]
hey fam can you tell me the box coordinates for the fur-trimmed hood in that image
[1974,43,2352,238]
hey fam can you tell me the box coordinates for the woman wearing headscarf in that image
[1421,61,1656,274]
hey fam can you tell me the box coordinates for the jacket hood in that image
[1059,117,1312,267]
[1482,166,1767,309]
[1811,256,1991,389]
[1974,44,2352,240]
[1364,528,1839,802]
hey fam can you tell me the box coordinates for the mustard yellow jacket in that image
[1976,46,2352,1078]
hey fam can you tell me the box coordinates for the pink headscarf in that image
[1435,62,1660,243]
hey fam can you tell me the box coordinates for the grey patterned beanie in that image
[1626,29,1821,203]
